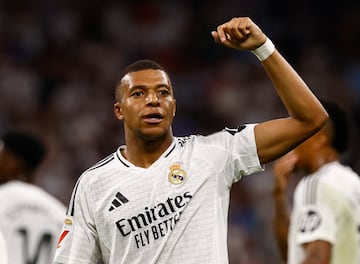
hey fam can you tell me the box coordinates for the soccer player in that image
[272,100,360,264]
[0,131,66,264]
[54,17,328,263]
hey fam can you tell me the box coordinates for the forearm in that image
[273,191,290,262]
[262,49,327,131]
[252,46,329,163]
[301,241,331,264]
[301,258,330,264]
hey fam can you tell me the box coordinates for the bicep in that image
[254,118,317,164]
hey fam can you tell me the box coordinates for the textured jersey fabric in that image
[0,229,7,264]
[288,161,360,264]
[54,124,263,264]
[0,181,66,264]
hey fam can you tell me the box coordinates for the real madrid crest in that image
[168,163,187,185]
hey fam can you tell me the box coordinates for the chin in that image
[139,128,170,141]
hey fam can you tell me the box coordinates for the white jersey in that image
[54,124,263,264]
[0,229,7,264]
[288,161,360,264]
[0,181,66,264]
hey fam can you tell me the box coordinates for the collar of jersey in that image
[115,139,177,168]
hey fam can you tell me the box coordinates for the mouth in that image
[143,113,163,124]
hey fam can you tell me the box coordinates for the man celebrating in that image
[54,17,327,264]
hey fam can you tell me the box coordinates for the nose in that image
[145,92,159,105]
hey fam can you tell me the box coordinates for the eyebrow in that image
[128,83,170,92]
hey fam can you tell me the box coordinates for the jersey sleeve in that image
[229,124,263,181]
[196,124,263,185]
[54,174,101,264]
[294,182,337,245]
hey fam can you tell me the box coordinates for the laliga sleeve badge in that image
[64,218,73,225]
[168,163,187,185]
[57,217,73,249]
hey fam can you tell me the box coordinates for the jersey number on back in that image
[18,228,53,264]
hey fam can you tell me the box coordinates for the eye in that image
[131,91,143,97]
[158,89,170,96]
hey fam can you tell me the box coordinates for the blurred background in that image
[0,0,359,263]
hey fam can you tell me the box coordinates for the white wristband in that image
[251,38,275,61]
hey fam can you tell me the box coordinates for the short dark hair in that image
[115,59,167,101]
[120,59,165,79]
[2,131,46,172]
[321,100,350,153]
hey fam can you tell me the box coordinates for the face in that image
[114,69,176,141]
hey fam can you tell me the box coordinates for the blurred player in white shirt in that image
[272,100,360,264]
[54,17,328,264]
[0,131,66,264]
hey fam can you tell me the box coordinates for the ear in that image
[114,102,124,121]
[173,99,176,117]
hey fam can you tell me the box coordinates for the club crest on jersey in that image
[168,163,187,185]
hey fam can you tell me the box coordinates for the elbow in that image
[296,107,328,144]
[291,100,329,135]
[310,108,329,134]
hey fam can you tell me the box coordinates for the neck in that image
[306,148,338,174]
[122,134,174,168]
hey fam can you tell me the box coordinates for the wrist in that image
[251,38,275,61]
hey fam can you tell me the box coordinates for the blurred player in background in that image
[54,17,328,263]
[272,100,360,264]
[0,131,66,264]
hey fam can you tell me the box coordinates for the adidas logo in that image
[109,192,129,211]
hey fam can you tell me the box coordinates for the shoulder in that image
[315,162,360,188]
[298,162,359,203]
[183,125,253,146]
[0,181,48,197]
[0,181,65,214]
[79,153,118,182]
[86,152,118,173]
[71,152,122,196]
